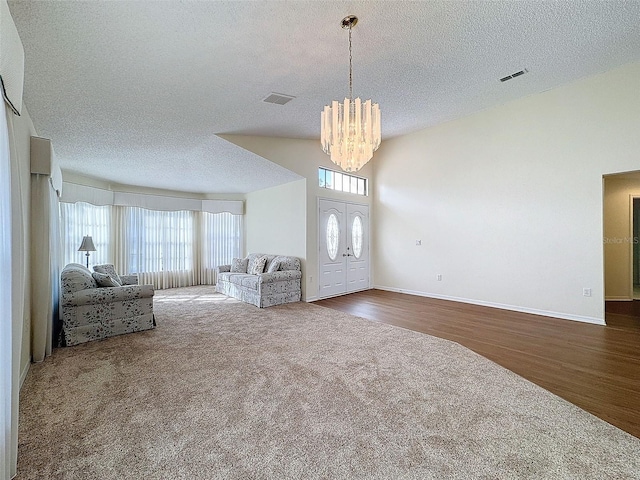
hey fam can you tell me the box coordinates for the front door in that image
[346,203,369,292]
[318,198,370,299]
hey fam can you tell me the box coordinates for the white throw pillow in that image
[231,257,249,273]
[249,255,267,275]
[92,272,120,288]
[93,264,122,286]
[267,259,281,273]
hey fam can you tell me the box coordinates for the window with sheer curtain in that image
[120,207,195,288]
[60,203,242,289]
[201,211,243,284]
[60,202,111,266]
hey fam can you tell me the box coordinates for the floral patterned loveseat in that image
[216,253,302,308]
[60,263,155,346]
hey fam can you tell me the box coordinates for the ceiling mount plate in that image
[341,15,358,29]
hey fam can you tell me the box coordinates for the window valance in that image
[202,199,243,215]
[113,191,202,212]
[61,181,243,214]
[30,137,62,196]
[62,182,114,206]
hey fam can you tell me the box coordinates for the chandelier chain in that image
[348,24,353,100]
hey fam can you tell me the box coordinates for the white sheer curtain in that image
[30,174,61,361]
[120,207,196,289]
[59,204,243,290]
[1,93,15,480]
[60,202,111,267]
[201,212,242,284]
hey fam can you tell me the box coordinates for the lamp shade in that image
[77,235,96,252]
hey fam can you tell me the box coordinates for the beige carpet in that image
[17,286,640,479]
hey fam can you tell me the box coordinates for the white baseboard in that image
[20,361,30,389]
[374,285,606,326]
[305,295,318,302]
[605,296,633,301]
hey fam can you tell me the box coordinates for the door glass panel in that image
[352,216,363,259]
[326,213,339,261]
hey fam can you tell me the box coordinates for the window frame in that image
[318,167,368,197]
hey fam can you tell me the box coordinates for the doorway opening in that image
[633,197,640,299]
[603,172,640,328]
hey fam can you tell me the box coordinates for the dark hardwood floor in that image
[314,290,640,439]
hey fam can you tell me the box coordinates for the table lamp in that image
[78,235,96,268]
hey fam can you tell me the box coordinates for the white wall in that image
[373,61,640,324]
[245,179,307,293]
[220,135,374,301]
[603,174,640,300]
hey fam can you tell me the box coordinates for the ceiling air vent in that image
[263,93,296,105]
[500,68,528,82]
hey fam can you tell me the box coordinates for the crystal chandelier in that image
[321,15,381,173]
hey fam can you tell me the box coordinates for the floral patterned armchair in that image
[60,263,155,346]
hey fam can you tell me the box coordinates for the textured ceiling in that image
[7,0,640,194]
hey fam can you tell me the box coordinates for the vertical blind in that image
[60,202,242,289]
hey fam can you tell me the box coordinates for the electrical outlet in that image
[437,274,442,281]
[416,240,422,246]
[309,276,313,283]
[583,288,592,297]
